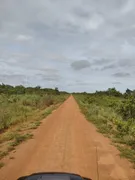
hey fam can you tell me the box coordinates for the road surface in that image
[0,96,135,180]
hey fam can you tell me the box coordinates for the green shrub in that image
[0,109,11,130]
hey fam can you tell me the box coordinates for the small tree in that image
[107,88,122,97]
[126,88,132,95]
[55,87,60,95]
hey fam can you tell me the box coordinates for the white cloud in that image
[121,0,134,14]
[15,34,32,41]
[85,13,104,30]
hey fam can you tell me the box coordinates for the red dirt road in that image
[0,96,135,180]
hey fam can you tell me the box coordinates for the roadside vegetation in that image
[74,88,135,167]
[0,84,68,167]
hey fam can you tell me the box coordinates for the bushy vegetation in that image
[0,84,68,132]
[0,84,68,165]
[74,88,135,166]
[0,93,67,131]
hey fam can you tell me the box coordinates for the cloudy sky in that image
[0,0,135,92]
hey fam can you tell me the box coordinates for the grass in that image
[28,121,41,129]
[7,146,15,152]
[117,145,135,164]
[41,106,54,117]
[0,133,33,160]
[9,133,33,147]
[0,151,8,160]
[0,131,20,143]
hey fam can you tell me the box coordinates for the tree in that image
[126,88,132,95]
[107,88,122,97]
[55,87,60,95]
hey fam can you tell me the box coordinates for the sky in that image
[0,0,135,92]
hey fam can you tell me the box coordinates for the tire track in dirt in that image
[0,96,135,180]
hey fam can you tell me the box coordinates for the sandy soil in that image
[0,96,135,180]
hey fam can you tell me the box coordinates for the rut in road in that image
[0,96,135,180]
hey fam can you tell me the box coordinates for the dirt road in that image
[0,96,135,180]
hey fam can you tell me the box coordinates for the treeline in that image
[0,84,68,95]
[95,88,135,97]
[73,87,134,97]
